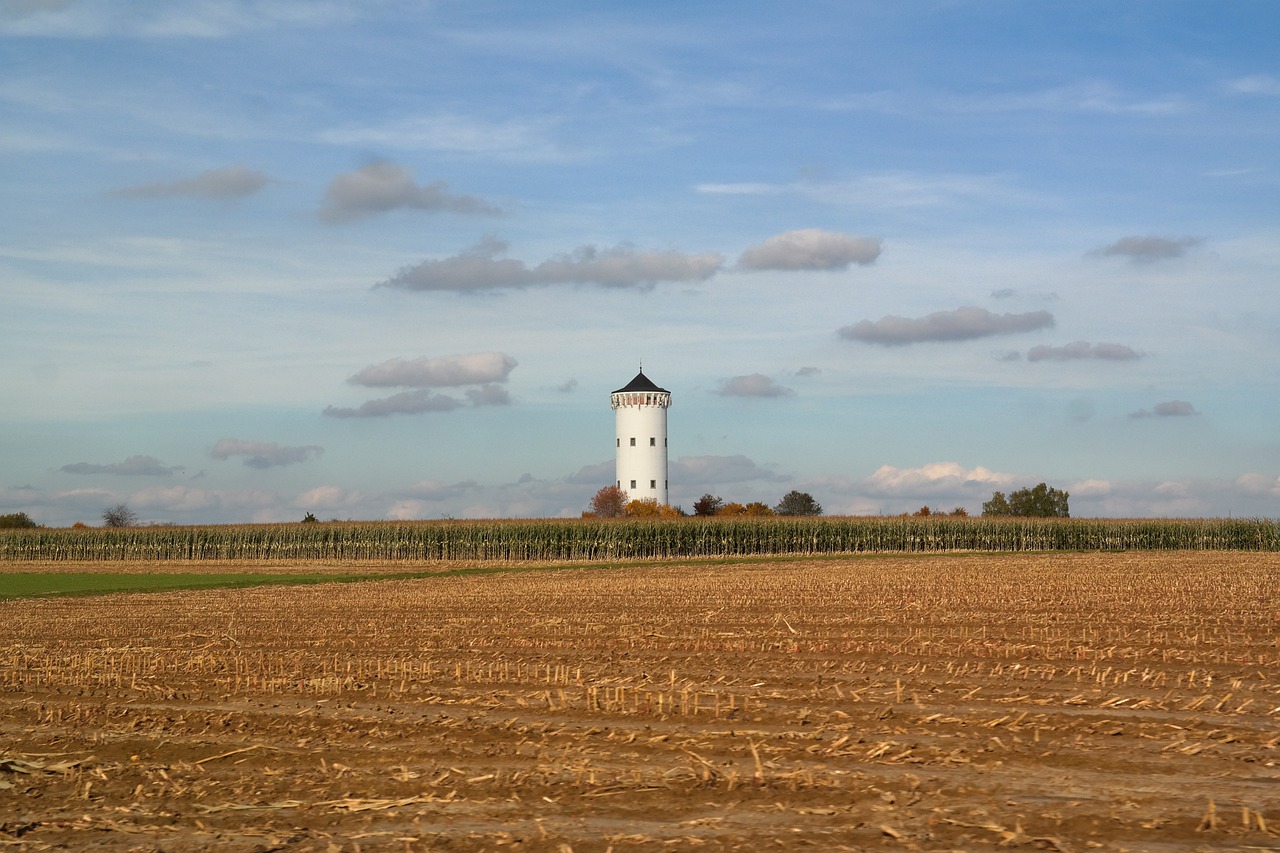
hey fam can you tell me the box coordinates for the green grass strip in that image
[0,572,410,600]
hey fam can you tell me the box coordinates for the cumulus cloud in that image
[1129,400,1199,418]
[59,455,180,476]
[839,307,1054,346]
[209,438,323,469]
[1094,235,1203,263]
[376,238,724,292]
[327,350,517,419]
[295,485,365,513]
[111,164,272,200]
[737,229,881,271]
[318,161,501,223]
[1235,473,1280,496]
[349,352,517,388]
[1027,342,1141,362]
[862,462,1015,495]
[717,374,794,398]
[556,378,579,393]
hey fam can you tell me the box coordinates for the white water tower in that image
[611,368,670,506]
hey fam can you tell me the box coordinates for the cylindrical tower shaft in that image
[611,370,670,506]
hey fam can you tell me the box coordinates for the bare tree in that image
[102,503,139,527]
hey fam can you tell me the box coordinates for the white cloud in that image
[863,462,1015,495]
[839,307,1054,346]
[318,161,501,223]
[295,484,364,512]
[349,352,517,388]
[737,229,882,271]
[1235,473,1280,496]
[703,171,1039,210]
[319,114,567,161]
[378,239,724,292]
[1069,479,1113,497]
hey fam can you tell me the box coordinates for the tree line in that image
[584,487,822,519]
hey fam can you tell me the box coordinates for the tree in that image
[301,512,319,523]
[625,498,662,517]
[774,490,822,516]
[717,502,747,516]
[0,512,38,529]
[982,492,1011,516]
[587,485,628,519]
[983,483,1069,518]
[102,503,138,527]
[743,502,774,516]
[692,494,724,516]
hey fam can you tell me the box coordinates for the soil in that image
[1,551,1277,851]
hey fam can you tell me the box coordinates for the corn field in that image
[2,552,1277,850]
[1,516,1278,562]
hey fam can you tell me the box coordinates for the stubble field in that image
[1,551,1278,851]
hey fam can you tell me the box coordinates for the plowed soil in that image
[1,552,1277,851]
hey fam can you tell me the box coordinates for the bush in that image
[0,512,38,529]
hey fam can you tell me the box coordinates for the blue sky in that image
[3,0,1278,525]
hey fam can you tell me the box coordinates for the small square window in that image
[650,437,655,446]
[630,479,636,489]
[616,438,620,447]
[630,437,636,447]
[650,479,656,489]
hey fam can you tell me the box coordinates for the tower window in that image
[630,437,636,446]
[630,479,636,489]
[616,438,620,447]
[650,479,656,489]
[664,438,668,447]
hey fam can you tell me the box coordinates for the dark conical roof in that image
[613,370,668,395]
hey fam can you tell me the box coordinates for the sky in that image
[3,0,1279,525]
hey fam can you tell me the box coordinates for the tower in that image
[611,368,670,506]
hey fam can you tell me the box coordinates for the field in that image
[2,551,1278,851]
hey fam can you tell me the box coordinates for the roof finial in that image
[639,358,643,372]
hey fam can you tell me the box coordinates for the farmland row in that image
[3,515,1279,562]
[2,553,1277,850]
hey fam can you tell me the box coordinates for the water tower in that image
[611,368,670,506]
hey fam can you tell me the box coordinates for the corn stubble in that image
[1,552,1278,851]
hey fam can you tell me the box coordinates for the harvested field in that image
[1,551,1278,851]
